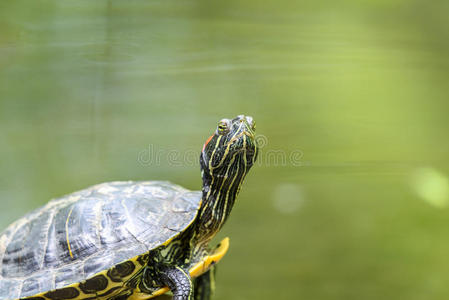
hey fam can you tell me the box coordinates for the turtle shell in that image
[0,181,202,299]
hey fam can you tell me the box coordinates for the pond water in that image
[1,1,449,299]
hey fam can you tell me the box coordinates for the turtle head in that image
[195,115,258,242]
[200,115,258,183]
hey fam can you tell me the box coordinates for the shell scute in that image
[78,274,109,293]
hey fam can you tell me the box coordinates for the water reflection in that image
[411,168,449,208]
[273,183,304,215]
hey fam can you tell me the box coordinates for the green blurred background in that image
[1,0,449,299]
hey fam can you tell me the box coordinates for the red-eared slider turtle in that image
[0,115,258,300]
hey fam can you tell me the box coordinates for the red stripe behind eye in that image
[202,134,214,151]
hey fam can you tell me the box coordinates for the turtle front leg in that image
[193,267,216,300]
[158,265,193,300]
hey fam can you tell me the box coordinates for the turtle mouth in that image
[226,118,255,148]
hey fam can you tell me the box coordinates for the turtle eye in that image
[217,120,229,135]
[251,121,256,131]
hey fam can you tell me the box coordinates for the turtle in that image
[0,115,258,300]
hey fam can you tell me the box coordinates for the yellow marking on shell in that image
[21,237,228,300]
[128,287,171,299]
[127,237,230,300]
[65,206,74,259]
[190,237,229,277]
[22,258,141,300]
